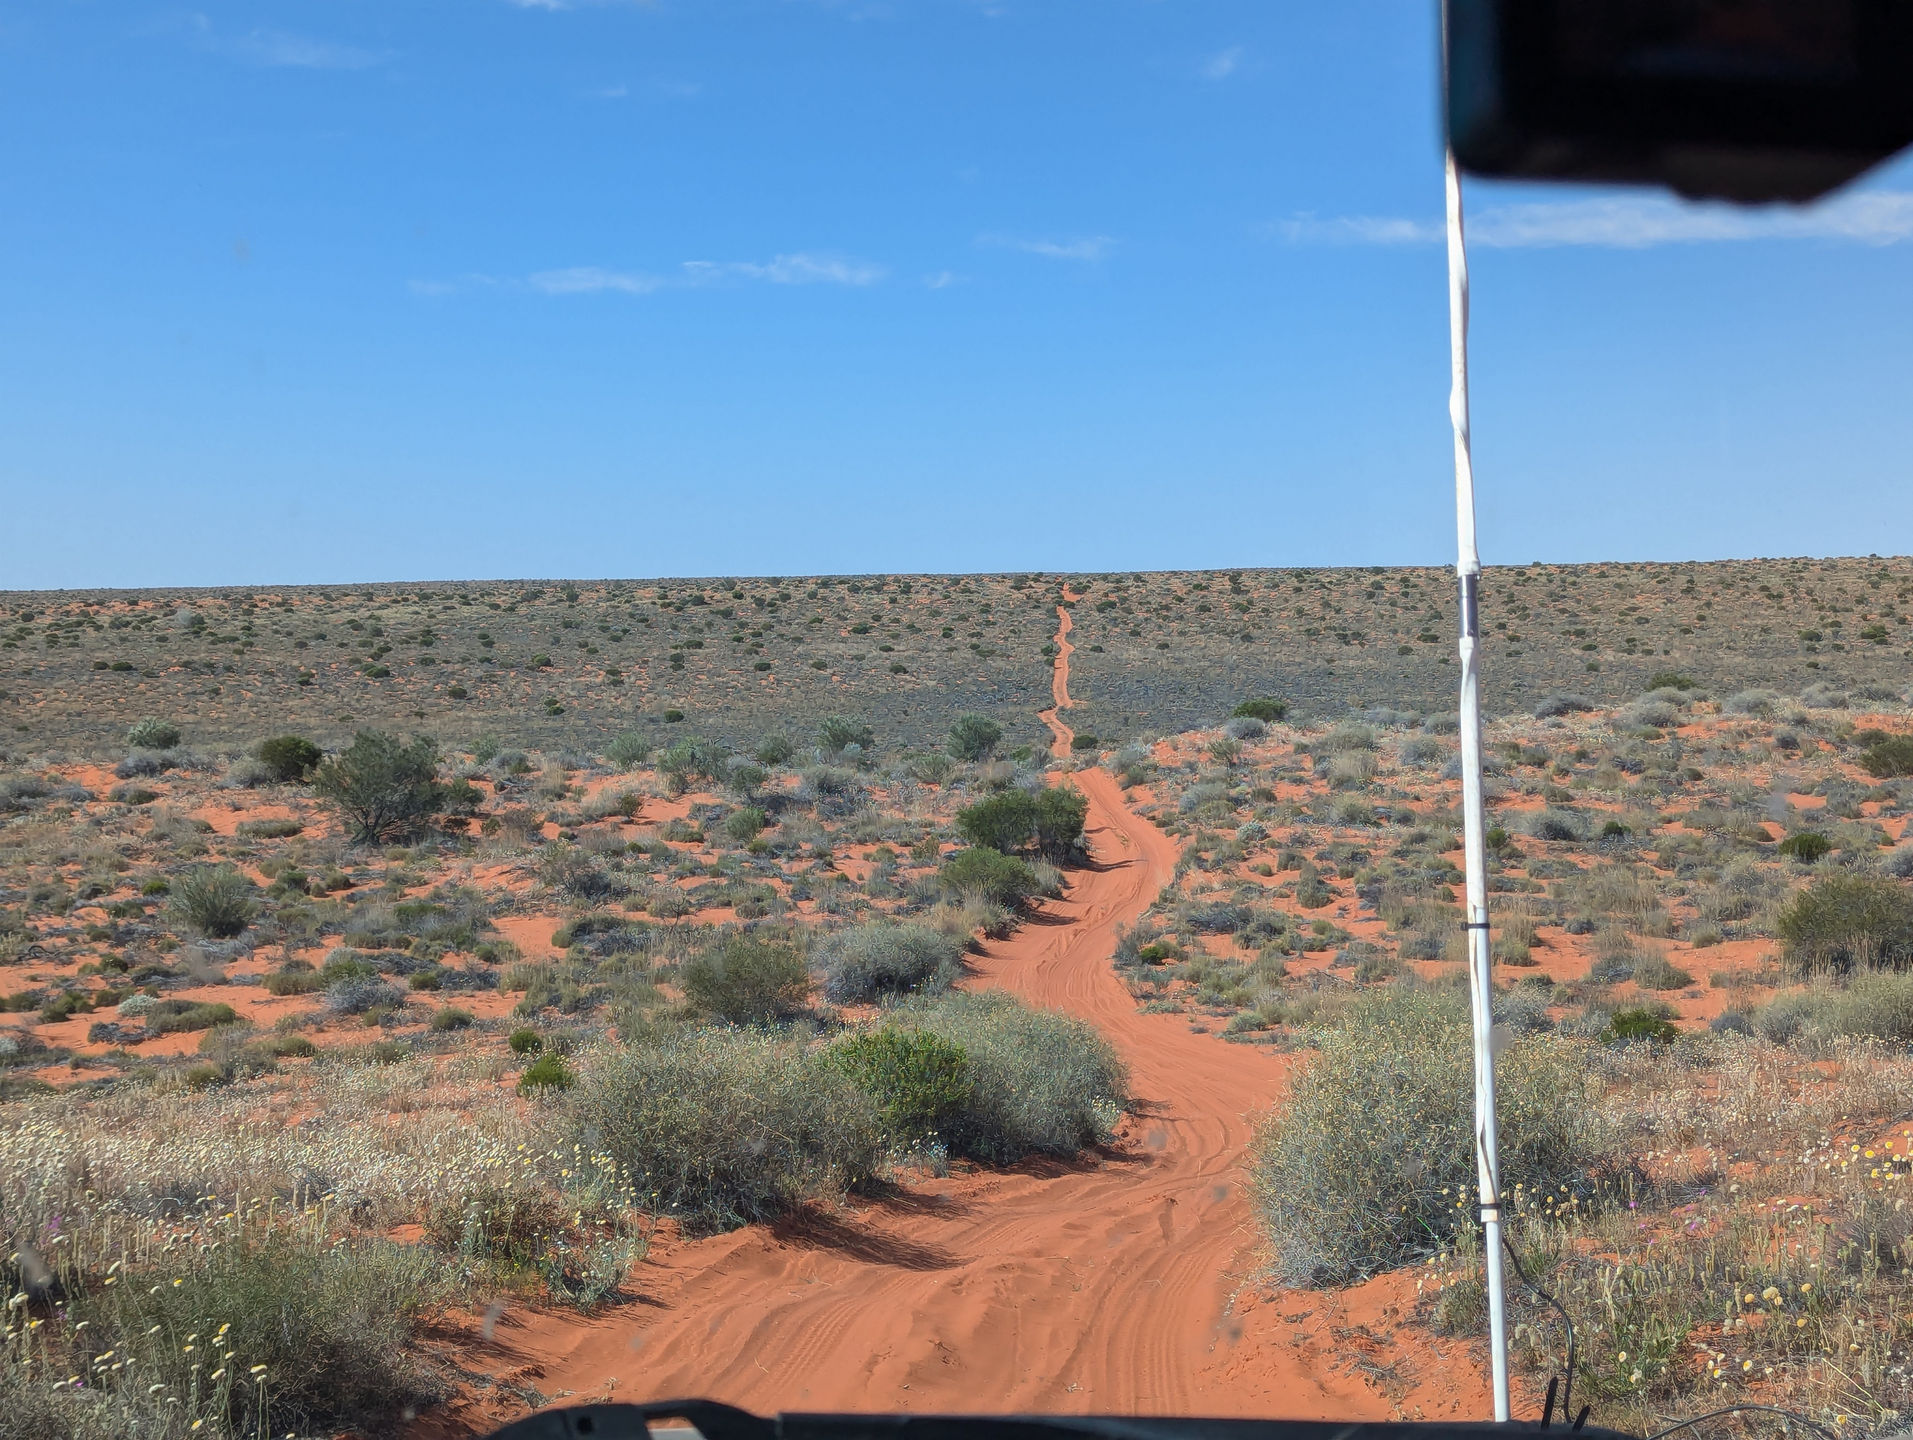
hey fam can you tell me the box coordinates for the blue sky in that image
[4,1,1912,589]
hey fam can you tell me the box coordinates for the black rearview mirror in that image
[1444,0,1913,201]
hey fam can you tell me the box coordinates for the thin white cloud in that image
[977,233,1116,262]
[530,266,668,295]
[205,22,389,69]
[1273,190,1913,250]
[522,253,885,297]
[924,270,963,289]
[1202,46,1243,81]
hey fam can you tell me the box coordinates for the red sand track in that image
[465,600,1488,1428]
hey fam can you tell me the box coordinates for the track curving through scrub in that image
[469,595,1488,1429]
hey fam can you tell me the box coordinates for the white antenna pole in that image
[1445,144,1512,1423]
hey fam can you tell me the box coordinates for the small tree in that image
[1033,785,1089,859]
[948,714,1003,762]
[312,731,444,844]
[255,735,323,783]
[957,791,1038,853]
[818,715,874,755]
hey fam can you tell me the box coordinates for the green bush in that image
[606,730,651,770]
[755,734,796,766]
[828,1028,972,1140]
[256,734,323,782]
[431,1005,475,1031]
[818,714,874,755]
[957,790,1037,852]
[518,1052,575,1093]
[126,716,182,750]
[1778,831,1833,863]
[1778,873,1913,973]
[680,934,810,1022]
[815,922,966,1004]
[1250,987,1596,1285]
[509,1027,544,1055]
[149,1000,240,1034]
[236,817,303,839]
[938,848,1041,908]
[1233,698,1288,723]
[1033,785,1088,858]
[265,963,323,996]
[893,992,1127,1162]
[72,1230,441,1437]
[312,731,444,844]
[570,1027,884,1230]
[168,864,258,938]
[948,714,1003,762]
[1605,1007,1680,1043]
[724,806,768,842]
[1860,736,1913,778]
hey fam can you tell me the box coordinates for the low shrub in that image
[518,1051,576,1093]
[1232,698,1288,722]
[816,921,966,1004]
[892,992,1127,1163]
[1632,951,1696,991]
[236,817,303,840]
[1754,972,1913,1045]
[126,717,182,750]
[1777,873,1913,973]
[1778,831,1833,863]
[724,806,768,842]
[680,934,810,1022]
[1250,987,1597,1285]
[168,864,258,938]
[606,730,651,770]
[70,1230,441,1437]
[827,1027,973,1141]
[938,848,1042,907]
[1533,693,1596,719]
[1520,808,1587,843]
[570,1028,884,1230]
[948,713,1003,762]
[148,999,239,1034]
[1861,736,1913,779]
[264,965,323,996]
[1605,1007,1680,1044]
[508,1027,544,1054]
[256,734,323,782]
[430,1005,475,1031]
[325,975,404,1015]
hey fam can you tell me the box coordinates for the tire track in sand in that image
[495,596,1485,1424]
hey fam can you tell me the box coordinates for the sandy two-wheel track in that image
[459,598,1489,1428]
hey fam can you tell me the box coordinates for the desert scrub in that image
[679,933,810,1023]
[1251,987,1598,1285]
[312,730,444,844]
[1778,873,1913,974]
[826,1027,973,1142]
[815,921,966,1004]
[167,864,257,939]
[886,991,1127,1163]
[569,1027,884,1231]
